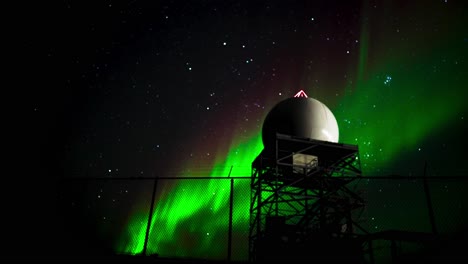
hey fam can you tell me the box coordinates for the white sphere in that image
[302,97,339,142]
[262,97,339,150]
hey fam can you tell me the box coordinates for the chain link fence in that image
[57,175,468,262]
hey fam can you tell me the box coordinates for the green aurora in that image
[116,134,262,259]
[115,52,465,257]
[115,1,467,259]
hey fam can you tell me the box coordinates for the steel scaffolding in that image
[249,133,368,261]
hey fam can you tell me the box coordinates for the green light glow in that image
[339,56,465,174]
[116,133,263,259]
[116,3,467,257]
[210,134,263,177]
[335,2,466,175]
[115,211,148,254]
[117,54,465,258]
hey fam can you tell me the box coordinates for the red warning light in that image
[293,90,308,98]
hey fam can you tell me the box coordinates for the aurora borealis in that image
[116,136,261,259]
[18,0,468,261]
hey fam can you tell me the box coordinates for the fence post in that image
[143,177,158,256]
[228,166,234,262]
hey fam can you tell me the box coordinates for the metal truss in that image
[249,133,368,261]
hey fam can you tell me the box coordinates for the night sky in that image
[12,0,468,260]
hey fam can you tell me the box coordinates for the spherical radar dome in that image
[262,97,339,150]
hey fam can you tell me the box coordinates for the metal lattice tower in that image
[249,133,368,261]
